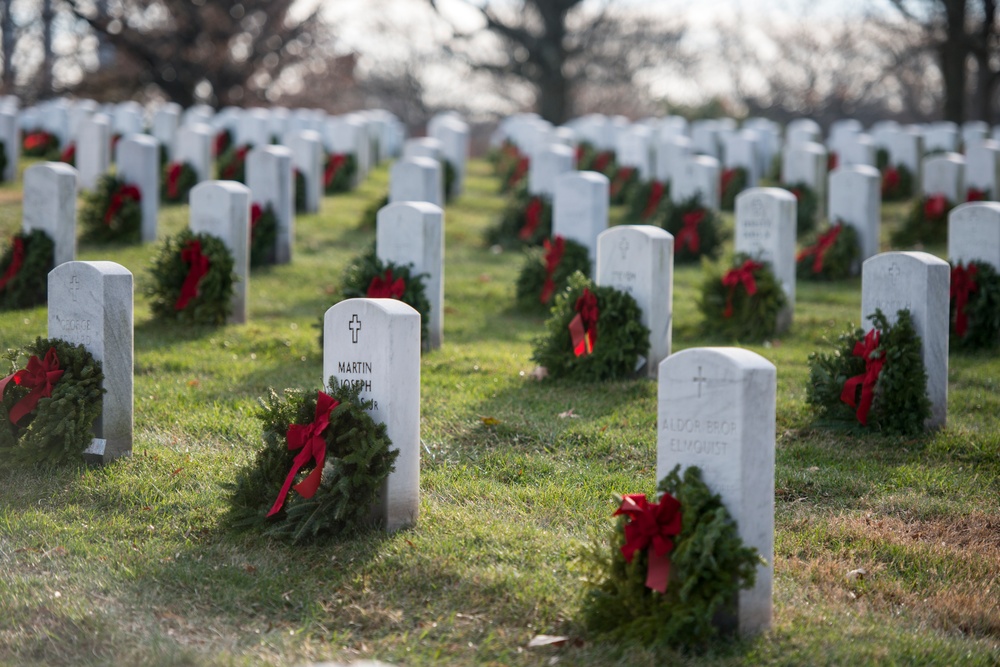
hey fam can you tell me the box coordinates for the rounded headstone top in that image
[661,347,776,375]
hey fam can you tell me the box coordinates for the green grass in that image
[0,159,998,666]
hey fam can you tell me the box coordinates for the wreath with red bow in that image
[575,142,617,178]
[217,144,250,183]
[949,260,1000,350]
[530,272,649,381]
[224,379,398,542]
[781,181,819,236]
[147,229,236,325]
[720,166,748,212]
[324,152,357,194]
[294,168,308,214]
[807,308,930,435]
[795,221,861,281]
[880,163,915,202]
[0,229,54,310]
[0,337,104,465]
[79,174,143,244]
[486,188,553,248]
[662,194,723,264]
[699,254,787,341]
[22,130,60,159]
[579,464,761,649]
[160,161,198,205]
[249,202,278,268]
[0,139,8,180]
[494,142,530,194]
[59,142,75,167]
[609,165,639,205]
[625,180,670,224]
[515,235,591,313]
[893,193,955,247]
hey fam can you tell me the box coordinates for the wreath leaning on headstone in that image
[781,181,819,236]
[576,142,617,178]
[881,163,915,202]
[662,194,723,264]
[699,254,787,342]
[950,261,1000,350]
[160,161,199,205]
[147,229,236,325]
[218,144,250,183]
[294,169,308,213]
[515,235,591,313]
[22,129,60,159]
[223,379,398,543]
[795,221,861,281]
[806,308,930,436]
[250,202,278,268]
[485,187,552,248]
[610,165,640,205]
[892,194,954,247]
[0,337,104,465]
[0,229,54,310]
[324,153,357,194]
[625,180,670,224]
[0,139,8,181]
[79,174,143,244]
[578,464,762,650]
[531,271,650,382]
[720,166,748,212]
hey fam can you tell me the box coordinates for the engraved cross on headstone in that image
[888,262,901,285]
[618,236,630,260]
[69,275,80,301]
[693,366,708,398]
[348,314,362,344]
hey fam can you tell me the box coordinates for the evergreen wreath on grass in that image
[699,254,787,342]
[950,261,1000,350]
[795,221,861,281]
[59,142,75,167]
[147,229,236,325]
[160,161,198,204]
[485,188,552,248]
[444,158,457,202]
[0,139,7,180]
[496,142,530,194]
[579,464,761,650]
[223,379,398,543]
[875,148,889,171]
[881,163,914,202]
[720,166,748,211]
[218,144,250,183]
[22,130,60,159]
[79,174,143,244]
[359,193,389,230]
[782,181,819,236]
[530,272,650,381]
[966,186,989,202]
[0,337,104,465]
[806,308,930,435]
[515,235,591,313]
[294,168,308,213]
[576,142,617,178]
[340,245,431,346]
[662,194,723,264]
[892,193,953,247]
[324,152,356,194]
[214,129,233,158]
[248,202,279,267]
[610,166,639,205]
[625,180,669,224]
[0,229,54,310]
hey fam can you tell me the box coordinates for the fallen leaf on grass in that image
[558,409,579,419]
[480,416,501,426]
[478,273,492,283]
[187,379,199,387]
[244,565,257,573]
[171,468,183,477]
[530,366,549,380]
[528,634,568,648]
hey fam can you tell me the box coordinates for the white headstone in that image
[113,102,144,137]
[617,125,654,181]
[238,108,271,147]
[964,140,1000,200]
[888,128,923,179]
[735,188,797,331]
[551,171,610,269]
[77,113,111,191]
[376,201,444,350]
[48,261,133,463]
[22,162,78,266]
[656,135,691,184]
[288,130,323,214]
[596,225,673,377]
[924,122,959,154]
[115,134,160,243]
[828,165,882,264]
[691,120,720,159]
[246,145,294,264]
[389,157,443,207]
[323,298,421,531]
[189,181,251,324]
[948,202,1000,268]
[657,347,775,637]
[963,121,989,150]
[0,109,18,182]
[921,153,965,201]
[430,117,470,197]
[786,118,822,147]
[781,141,828,219]
[175,123,213,183]
[860,252,949,429]
[528,144,575,198]
[673,155,721,211]
[152,103,181,160]
[723,130,760,188]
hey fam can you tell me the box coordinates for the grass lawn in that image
[0,157,998,666]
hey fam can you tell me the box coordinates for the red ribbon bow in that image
[592,152,612,174]
[676,209,704,254]
[614,492,682,593]
[882,167,900,196]
[967,187,987,203]
[797,224,842,274]
[24,132,50,151]
[221,146,249,179]
[166,162,183,200]
[721,168,738,195]
[924,194,948,222]
[267,391,340,517]
[840,329,884,425]
[951,263,979,338]
[642,182,666,219]
[721,259,762,318]
[367,268,406,299]
[104,184,142,225]
[213,131,230,157]
[569,287,598,356]
[611,167,634,198]
[60,143,76,164]
[827,152,839,172]
[509,157,529,189]
[324,154,346,188]
[0,347,64,425]
[518,197,544,241]
[0,236,25,291]
[540,236,566,304]
[251,203,262,231]
[174,239,211,311]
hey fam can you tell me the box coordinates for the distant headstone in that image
[376,201,444,350]
[656,134,691,185]
[921,153,965,201]
[672,155,721,211]
[48,261,133,464]
[964,141,1000,200]
[948,202,1000,268]
[288,130,323,214]
[781,141,828,219]
[828,165,882,264]
[690,120,721,159]
[861,252,949,429]
[735,188,797,331]
[723,130,760,187]
[115,134,160,243]
[962,121,989,150]
[551,171,610,270]
[596,225,673,377]
[77,113,111,191]
[175,123,213,183]
[22,162,78,266]
[152,103,181,160]
[924,122,959,154]
[657,347,776,637]
[0,109,18,182]
[113,102,144,138]
[323,298,421,531]
[617,125,654,181]
[246,145,295,264]
[430,117,470,197]
[238,108,271,147]
[786,118,822,147]
[389,156,443,207]
[888,128,924,182]
[189,181,251,324]
[528,144,575,199]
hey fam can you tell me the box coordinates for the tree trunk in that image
[40,0,54,98]
[1,1,15,93]
[939,0,967,122]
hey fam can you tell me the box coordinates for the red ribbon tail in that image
[840,375,863,410]
[645,548,671,594]
[292,452,325,499]
[569,313,588,357]
[8,385,44,426]
[540,278,555,304]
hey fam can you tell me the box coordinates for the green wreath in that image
[250,202,278,268]
[444,159,457,202]
[485,188,552,248]
[875,148,889,171]
[340,245,431,346]
[359,193,389,231]
[223,379,398,543]
[79,174,143,244]
[0,139,8,181]
[294,169,308,213]
[950,261,1000,350]
[720,167,748,211]
[22,130,60,159]
[795,221,861,281]
[214,129,233,158]
[160,161,199,205]
[147,229,236,325]
[0,337,105,465]
[218,144,250,183]
[881,163,914,202]
[324,153,357,194]
[699,253,788,342]
[781,181,819,236]
[892,195,954,247]
[497,146,530,194]
[625,180,670,224]
[531,272,650,382]
[59,142,75,167]
[662,194,723,264]
[806,308,930,435]
[576,142,617,178]
[610,166,639,206]
[579,465,761,649]
[515,236,591,313]
[0,229,54,310]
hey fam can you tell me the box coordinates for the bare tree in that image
[1,0,18,93]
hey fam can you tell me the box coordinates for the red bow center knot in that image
[518,197,544,241]
[721,260,762,318]
[174,240,211,311]
[0,235,25,291]
[797,224,842,274]
[104,184,142,225]
[614,492,682,593]
[267,391,340,517]
[924,194,948,222]
[367,268,406,299]
[167,162,183,199]
[325,154,346,187]
[569,287,599,356]
[677,209,704,253]
[721,168,738,194]
[251,203,263,231]
[840,329,884,425]
[0,347,64,425]
[540,236,566,304]
[882,168,901,194]
[951,263,979,338]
